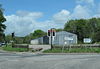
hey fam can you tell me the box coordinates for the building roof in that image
[31,35,47,40]
[56,31,77,36]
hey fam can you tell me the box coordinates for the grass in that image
[1,44,28,52]
[43,48,100,53]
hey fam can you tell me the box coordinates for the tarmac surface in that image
[0,51,100,69]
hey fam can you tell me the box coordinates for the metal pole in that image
[12,32,15,47]
[51,29,53,50]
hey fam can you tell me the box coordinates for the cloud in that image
[16,11,43,19]
[53,10,70,23]
[71,5,91,19]
[76,0,94,6]
[4,11,44,36]
[4,10,71,36]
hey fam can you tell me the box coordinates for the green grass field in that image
[43,48,100,53]
[1,44,28,52]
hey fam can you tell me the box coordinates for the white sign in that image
[84,38,92,43]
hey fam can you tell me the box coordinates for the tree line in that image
[5,29,46,44]
[64,18,100,43]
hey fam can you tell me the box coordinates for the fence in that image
[12,44,29,49]
[53,44,100,48]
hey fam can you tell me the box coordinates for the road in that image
[0,52,100,69]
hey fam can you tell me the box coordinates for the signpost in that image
[47,28,56,50]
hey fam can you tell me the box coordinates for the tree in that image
[23,35,32,44]
[0,5,6,42]
[64,18,99,43]
[32,29,46,39]
[5,35,12,43]
[55,28,63,32]
[64,19,89,42]
[93,29,100,42]
[22,29,46,44]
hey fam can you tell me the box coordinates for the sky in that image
[0,0,100,36]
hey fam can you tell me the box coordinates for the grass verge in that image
[43,48,100,53]
[1,45,28,52]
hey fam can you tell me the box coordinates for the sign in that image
[48,30,51,36]
[83,38,92,43]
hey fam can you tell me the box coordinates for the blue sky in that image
[0,0,100,36]
[1,0,76,13]
[1,0,76,20]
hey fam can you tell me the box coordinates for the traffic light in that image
[47,30,51,36]
[12,32,14,38]
[47,29,56,36]
[52,31,55,36]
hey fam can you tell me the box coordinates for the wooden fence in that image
[53,44,100,48]
[12,44,29,49]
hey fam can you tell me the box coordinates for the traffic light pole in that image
[48,28,56,50]
[12,32,15,47]
[51,29,53,50]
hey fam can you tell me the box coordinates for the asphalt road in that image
[0,52,100,69]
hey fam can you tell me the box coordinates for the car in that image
[0,42,6,47]
[0,43,2,46]
[1,43,5,45]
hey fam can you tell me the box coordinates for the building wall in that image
[30,31,77,45]
[43,36,49,44]
[52,31,77,46]
[30,36,49,45]
[30,39,39,45]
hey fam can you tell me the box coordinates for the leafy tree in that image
[0,5,6,42]
[15,37,24,44]
[5,35,12,43]
[64,19,89,42]
[5,34,26,44]
[64,18,100,43]
[55,28,63,32]
[32,29,46,39]
[23,35,32,44]
[23,29,46,44]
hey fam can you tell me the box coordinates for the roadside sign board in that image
[83,38,92,43]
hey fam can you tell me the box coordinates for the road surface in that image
[0,52,100,69]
